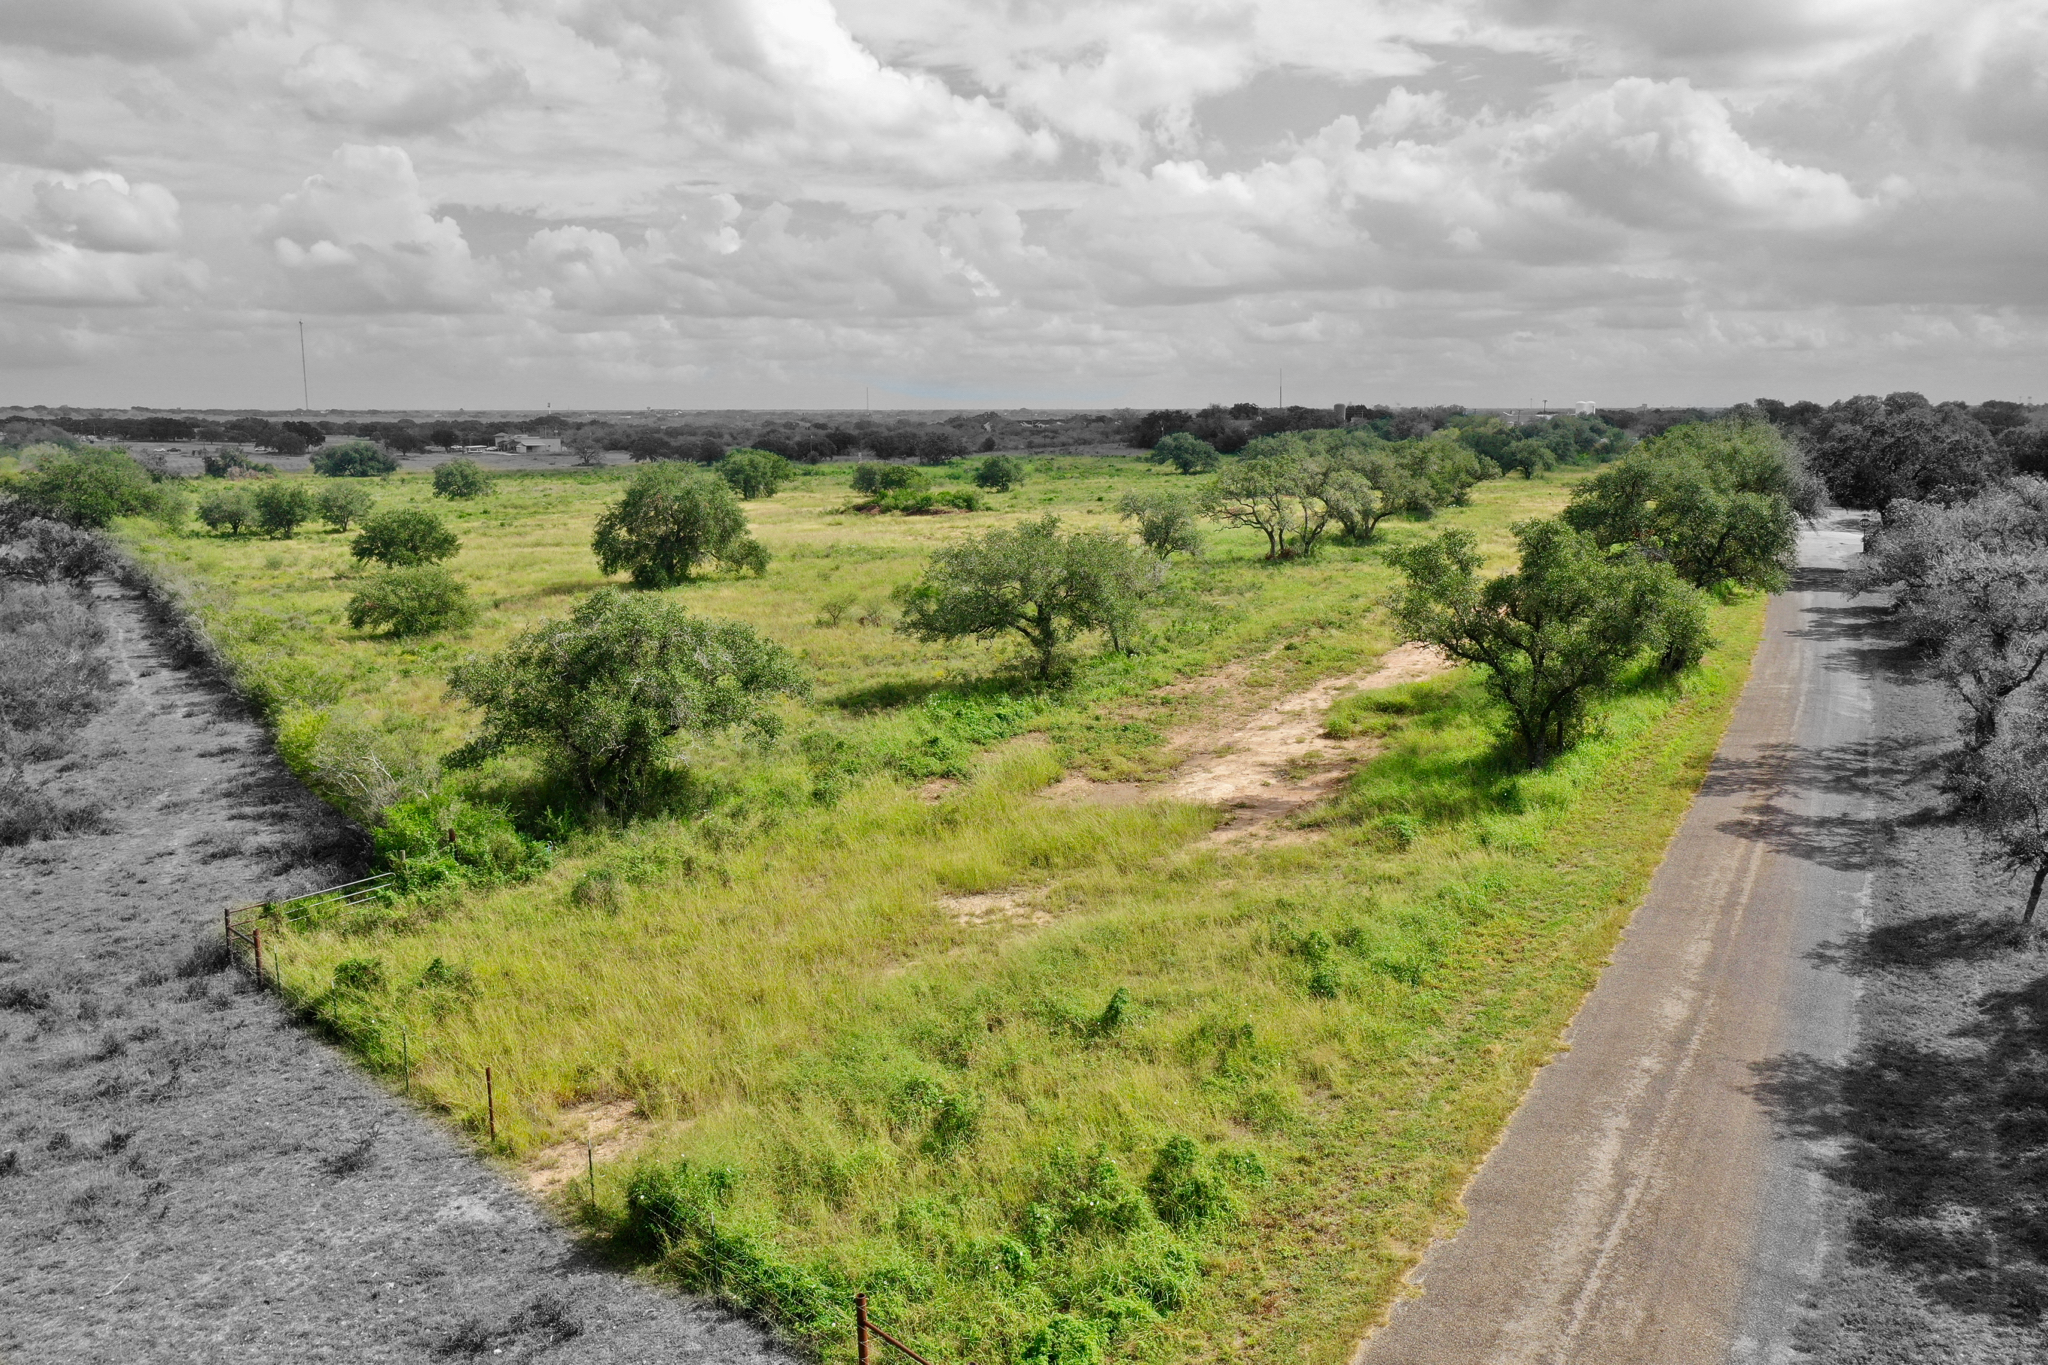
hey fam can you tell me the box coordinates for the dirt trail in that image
[1045,641,1450,842]
[0,580,784,1365]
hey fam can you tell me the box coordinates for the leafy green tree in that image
[345,565,478,637]
[974,454,1025,491]
[315,482,374,532]
[1117,489,1202,557]
[202,447,276,478]
[429,427,461,450]
[1563,419,1815,592]
[432,457,493,499]
[715,447,792,499]
[445,589,805,816]
[851,463,926,495]
[1150,432,1221,474]
[6,448,164,528]
[1201,434,1334,559]
[592,463,768,586]
[250,480,314,538]
[894,514,1162,676]
[310,441,398,477]
[1387,520,1706,766]
[352,508,459,567]
[196,485,256,535]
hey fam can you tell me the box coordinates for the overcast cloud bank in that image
[0,0,2043,408]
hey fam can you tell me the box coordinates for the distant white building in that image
[1574,400,1597,416]
[494,433,563,454]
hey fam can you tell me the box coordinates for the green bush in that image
[864,487,981,515]
[371,791,552,894]
[1148,433,1220,474]
[202,448,276,478]
[346,565,478,637]
[1116,490,1202,557]
[849,463,925,495]
[715,448,792,499]
[250,481,313,538]
[351,508,459,567]
[445,588,806,816]
[315,482,373,532]
[311,441,398,477]
[432,458,493,499]
[6,448,165,528]
[331,957,386,993]
[973,454,1025,491]
[592,464,769,587]
[196,485,256,535]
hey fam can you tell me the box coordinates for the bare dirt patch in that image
[0,578,785,1365]
[522,1100,653,1199]
[939,888,1054,928]
[1045,642,1452,844]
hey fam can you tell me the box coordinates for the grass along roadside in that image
[251,585,1766,1365]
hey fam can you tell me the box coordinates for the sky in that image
[0,0,2044,412]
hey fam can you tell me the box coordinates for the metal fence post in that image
[485,1066,496,1143]
[857,1293,870,1365]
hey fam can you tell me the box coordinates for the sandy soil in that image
[1043,641,1450,843]
[0,581,786,1365]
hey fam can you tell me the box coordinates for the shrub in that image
[591,464,769,587]
[201,448,276,478]
[372,791,552,893]
[432,458,493,499]
[1387,520,1705,766]
[850,463,925,495]
[445,589,806,816]
[716,448,792,499]
[864,488,981,515]
[196,486,256,535]
[6,448,164,528]
[895,514,1163,676]
[310,441,398,478]
[315,482,373,532]
[1563,419,1814,592]
[1149,432,1220,474]
[973,454,1025,491]
[1116,491,1202,557]
[351,508,459,567]
[1144,1138,1237,1228]
[345,565,478,637]
[1,518,108,585]
[250,481,314,538]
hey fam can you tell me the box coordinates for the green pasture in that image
[112,456,1764,1365]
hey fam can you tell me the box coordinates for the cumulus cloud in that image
[283,42,532,134]
[0,0,272,58]
[1521,78,1874,230]
[33,174,183,252]
[262,144,488,311]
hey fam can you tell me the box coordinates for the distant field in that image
[114,458,1765,1365]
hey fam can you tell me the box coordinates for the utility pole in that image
[298,321,309,410]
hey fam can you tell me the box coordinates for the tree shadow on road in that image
[1697,737,1930,872]
[1751,958,2048,1326]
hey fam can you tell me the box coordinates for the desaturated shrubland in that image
[1854,476,2048,918]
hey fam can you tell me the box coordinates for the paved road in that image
[1355,520,1877,1365]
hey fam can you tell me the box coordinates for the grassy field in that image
[113,456,1766,1365]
